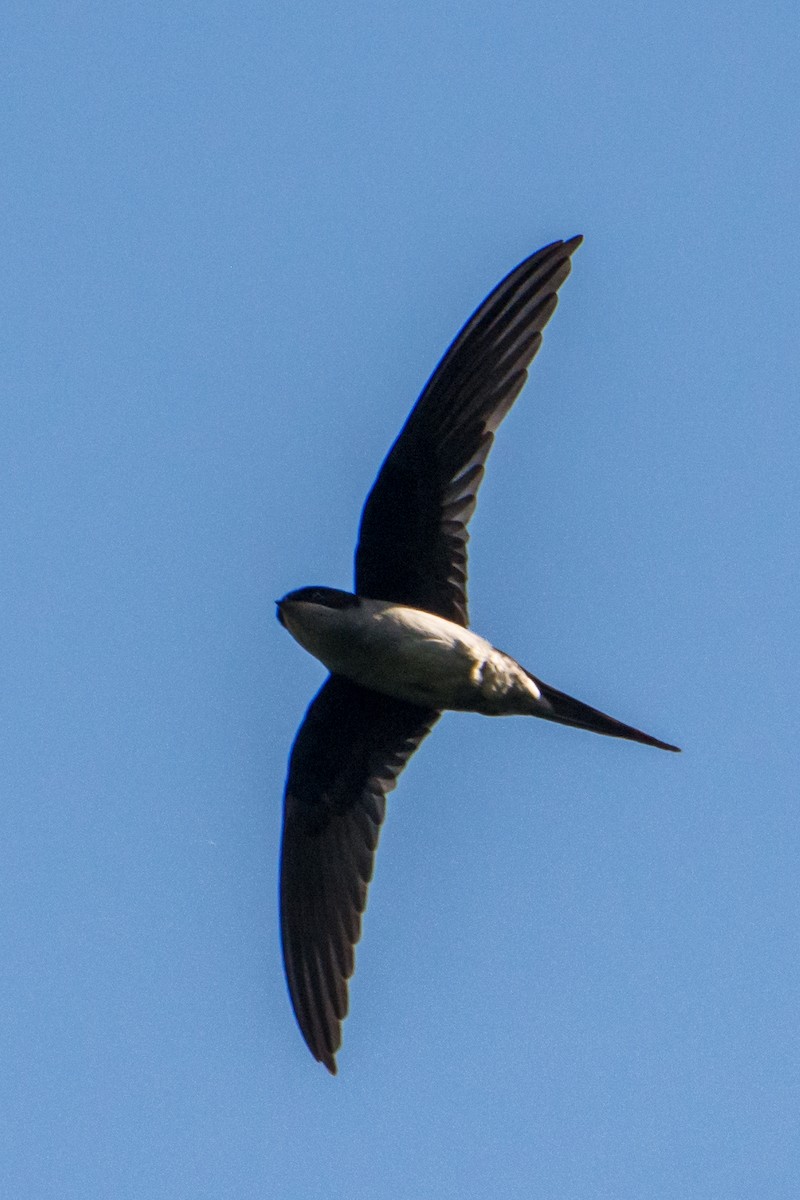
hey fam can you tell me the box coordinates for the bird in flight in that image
[276,236,679,1073]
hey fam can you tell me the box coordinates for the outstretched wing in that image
[355,236,582,626]
[279,675,439,1072]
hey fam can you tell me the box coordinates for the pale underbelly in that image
[322,627,537,715]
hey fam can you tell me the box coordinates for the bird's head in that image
[276,586,360,627]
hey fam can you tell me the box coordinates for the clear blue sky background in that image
[3,3,798,1196]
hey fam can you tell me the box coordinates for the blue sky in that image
[3,2,799,1196]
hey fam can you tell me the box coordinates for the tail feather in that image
[529,675,680,753]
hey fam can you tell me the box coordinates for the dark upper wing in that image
[280,674,439,1073]
[355,236,582,626]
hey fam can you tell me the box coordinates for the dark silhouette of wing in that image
[355,236,582,626]
[280,675,439,1073]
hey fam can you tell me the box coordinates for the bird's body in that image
[276,236,679,1073]
[278,591,539,714]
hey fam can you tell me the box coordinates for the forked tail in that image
[528,674,680,752]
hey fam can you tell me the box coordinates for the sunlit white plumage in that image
[279,594,541,713]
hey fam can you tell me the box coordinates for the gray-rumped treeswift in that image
[276,236,680,1073]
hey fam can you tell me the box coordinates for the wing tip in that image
[320,1049,339,1075]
